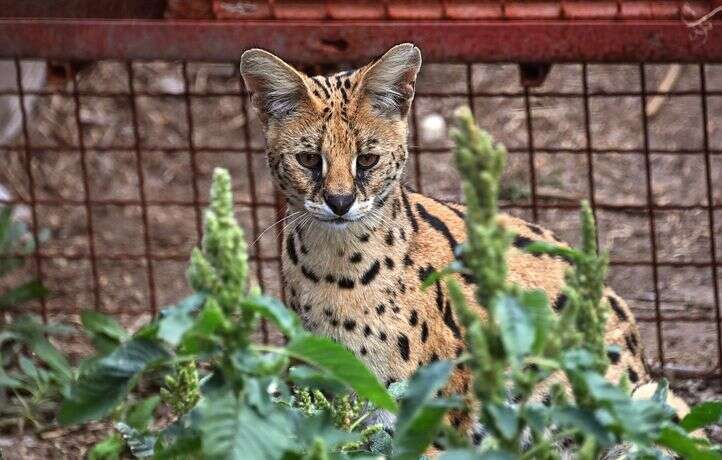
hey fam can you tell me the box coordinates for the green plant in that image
[0,206,70,432]
[430,106,722,459]
[60,169,399,459]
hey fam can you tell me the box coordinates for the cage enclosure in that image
[0,1,721,388]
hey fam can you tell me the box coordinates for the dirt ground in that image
[1,61,722,457]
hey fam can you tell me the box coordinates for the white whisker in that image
[251,211,302,247]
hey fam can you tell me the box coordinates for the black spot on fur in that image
[625,333,639,355]
[450,414,462,428]
[416,203,458,253]
[385,230,394,246]
[552,293,568,312]
[628,367,639,383]
[401,189,419,232]
[331,318,339,327]
[418,264,434,282]
[435,281,444,312]
[403,254,414,266]
[542,393,552,406]
[323,308,332,317]
[360,346,367,355]
[397,334,410,361]
[350,252,363,263]
[385,378,397,387]
[607,348,621,364]
[343,319,356,331]
[439,200,465,220]
[607,295,628,321]
[324,274,336,283]
[384,257,395,269]
[443,302,462,338]
[361,260,381,285]
[376,304,386,315]
[430,352,440,362]
[390,299,401,313]
[527,223,545,236]
[379,331,387,341]
[363,325,372,336]
[513,235,534,250]
[358,233,370,243]
[301,266,319,283]
[303,304,311,312]
[338,277,355,289]
[286,234,298,265]
[409,310,418,326]
[421,321,428,342]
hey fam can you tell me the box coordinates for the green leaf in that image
[286,334,397,412]
[287,365,345,394]
[293,412,359,452]
[681,401,722,432]
[487,403,518,441]
[58,338,170,426]
[0,367,22,388]
[116,422,157,458]
[126,395,161,432]
[491,293,536,365]
[179,299,229,354]
[81,310,128,343]
[200,390,296,460]
[392,361,455,460]
[88,433,124,460]
[9,315,73,382]
[441,450,515,460]
[242,294,301,339]
[157,293,206,347]
[523,241,578,263]
[0,279,48,308]
[657,425,722,460]
[550,406,615,446]
[153,435,202,460]
[652,379,669,404]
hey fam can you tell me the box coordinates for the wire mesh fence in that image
[1,58,721,381]
[0,2,721,381]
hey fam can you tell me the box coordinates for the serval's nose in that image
[324,192,355,216]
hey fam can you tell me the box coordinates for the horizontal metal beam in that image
[0,19,720,63]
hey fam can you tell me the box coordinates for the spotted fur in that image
[241,44,691,445]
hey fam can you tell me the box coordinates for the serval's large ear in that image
[240,49,310,124]
[358,43,422,118]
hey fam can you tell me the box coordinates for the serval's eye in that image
[357,154,380,169]
[296,153,322,170]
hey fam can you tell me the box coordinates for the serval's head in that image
[241,44,421,230]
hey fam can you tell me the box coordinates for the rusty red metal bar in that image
[0,19,720,63]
